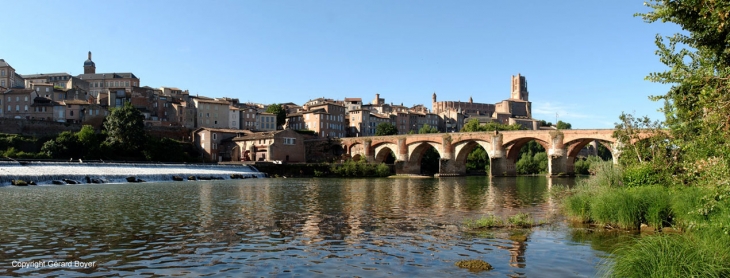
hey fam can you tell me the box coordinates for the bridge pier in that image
[363,140,375,163]
[437,158,465,177]
[490,157,516,177]
[395,160,421,175]
[546,131,573,176]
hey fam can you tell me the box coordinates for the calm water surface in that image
[0,177,624,277]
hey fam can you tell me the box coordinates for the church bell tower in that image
[511,74,528,101]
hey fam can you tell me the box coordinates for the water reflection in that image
[0,177,607,277]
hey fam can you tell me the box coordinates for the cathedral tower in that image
[511,74,528,101]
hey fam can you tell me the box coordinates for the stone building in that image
[193,97,231,129]
[287,98,346,138]
[192,127,248,162]
[347,109,395,137]
[0,59,24,89]
[2,89,34,119]
[77,52,140,96]
[232,129,305,163]
[256,112,277,131]
[431,74,539,130]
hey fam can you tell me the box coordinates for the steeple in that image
[83,51,96,74]
[469,96,473,103]
[432,92,437,103]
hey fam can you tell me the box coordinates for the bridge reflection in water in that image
[341,129,621,177]
[0,177,610,276]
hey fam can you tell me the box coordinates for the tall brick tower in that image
[511,73,528,101]
[84,51,96,74]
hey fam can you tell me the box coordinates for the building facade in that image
[232,129,305,163]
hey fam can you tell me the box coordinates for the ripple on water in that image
[0,177,617,276]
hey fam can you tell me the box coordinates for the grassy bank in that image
[561,162,730,277]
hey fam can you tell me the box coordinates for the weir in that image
[0,162,266,186]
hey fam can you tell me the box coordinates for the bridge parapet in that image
[339,129,620,177]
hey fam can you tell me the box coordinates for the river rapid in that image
[0,177,629,277]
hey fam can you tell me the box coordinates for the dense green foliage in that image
[375,122,397,136]
[465,146,489,172]
[0,133,51,159]
[329,160,391,177]
[418,124,438,134]
[265,103,286,128]
[563,4,730,272]
[460,118,522,132]
[556,120,572,130]
[104,102,146,156]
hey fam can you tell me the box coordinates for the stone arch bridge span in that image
[340,129,620,177]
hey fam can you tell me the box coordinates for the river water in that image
[0,177,627,277]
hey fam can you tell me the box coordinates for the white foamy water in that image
[0,161,265,185]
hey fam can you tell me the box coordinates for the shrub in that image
[623,162,663,187]
[375,163,391,177]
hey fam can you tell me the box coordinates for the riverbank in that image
[0,161,265,186]
[560,162,730,277]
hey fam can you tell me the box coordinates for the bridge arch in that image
[348,143,364,157]
[403,141,443,175]
[504,137,550,161]
[565,138,615,159]
[453,140,492,165]
[373,143,398,163]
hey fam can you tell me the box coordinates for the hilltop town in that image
[1,52,545,162]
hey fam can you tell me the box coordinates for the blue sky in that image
[0,1,682,128]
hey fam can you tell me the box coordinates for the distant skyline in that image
[0,1,683,128]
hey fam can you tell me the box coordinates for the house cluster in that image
[1,52,543,163]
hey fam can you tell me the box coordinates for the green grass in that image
[608,234,730,278]
[464,213,542,229]
[561,162,730,277]
[507,213,534,228]
[464,215,503,229]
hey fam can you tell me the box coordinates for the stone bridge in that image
[340,129,621,177]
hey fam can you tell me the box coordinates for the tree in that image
[636,1,730,185]
[418,124,438,134]
[461,119,523,132]
[556,120,572,130]
[41,131,81,159]
[375,122,397,136]
[266,103,286,128]
[103,102,147,156]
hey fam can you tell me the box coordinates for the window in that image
[24,96,28,101]
[16,97,19,101]
[0,80,4,87]
[214,120,217,125]
[284,138,296,145]
[24,105,27,112]
[70,111,73,116]
[0,70,4,76]
[15,105,19,111]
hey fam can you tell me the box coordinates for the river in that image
[0,177,630,277]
